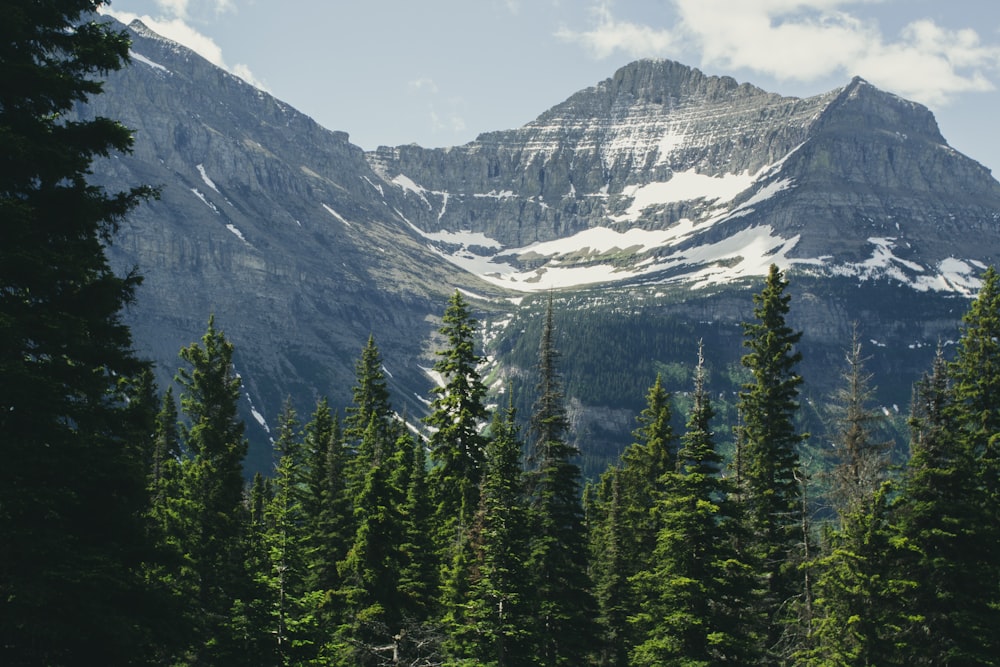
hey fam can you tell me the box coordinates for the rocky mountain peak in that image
[598,58,763,107]
[816,75,945,144]
[79,19,1000,469]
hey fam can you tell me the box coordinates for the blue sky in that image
[103,1,1000,175]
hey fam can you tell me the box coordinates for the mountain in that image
[83,19,1000,473]
[375,59,999,292]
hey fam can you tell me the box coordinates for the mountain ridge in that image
[83,19,1000,471]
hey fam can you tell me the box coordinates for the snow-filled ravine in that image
[388,146,983,295]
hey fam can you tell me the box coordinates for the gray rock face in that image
[373,61,1000,294]
[87,19,499,469]
[82,22,1000,471]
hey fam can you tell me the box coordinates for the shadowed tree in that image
[175,317,250,663]
[525,295,599,666]
[735,265,808,661]
[631,343,759,666]
[0,3,163,662]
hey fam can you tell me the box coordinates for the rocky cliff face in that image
[83,22,1000,471]
[86,20,503,468]
[371,61,1000,294]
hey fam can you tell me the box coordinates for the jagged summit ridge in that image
[78,19,1000,465]
[369,60,1000,294]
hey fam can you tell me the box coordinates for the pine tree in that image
[805,483,910,667]
[175,316,250,663]
[238,472,278,666]
[736,264,808,661]
[631,344,759,666]
[894,349,1000,664]
[150,386,182,508]
[450,399,534,667]
[0,3,161,661]
[947,265,1000,642]
[426,291,490,537]
[334,416,408,666]
[345,336,395,503]
[345,334,394,446]
[590,373,676,665]
[800,330,901,665]
[525,295,598,666]
[143,385,192,657]
[827,327,891,516]
[302,400,352,612]
[396,431,437,623]
[262,402,323,664]
[589,466,631,667]
[425,291,490,631]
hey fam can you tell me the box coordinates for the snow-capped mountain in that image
[84,20,1000,470]
[373,60,1000,295]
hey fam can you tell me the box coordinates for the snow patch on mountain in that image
[196,164,219,192]
[226,224,247,243]
[322,203,351,227]
[827,238,983,293]
[614,169,755,222]
[659,226,804,288]
[403,218,502,250]
[129,50,169,73]
[191,188,218,213]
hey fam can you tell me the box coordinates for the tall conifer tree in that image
[426,291,490,529]
[827,328,891,516]
[947,265,1000,636]
[736,264,807,661]
[451,399,534,666]
[425,291,490,622]
[631,344,759,666]
[803,333,903,666]
[302,400,351,608]
[894,347,1000,664]
[590,373,676,664]
[0,3,162,661]
[334,416,415,665]
[175,316,250,663]
[589,466,631,667]
[525,295,598,666]
[262,402,323,664]
[345,336,395,503]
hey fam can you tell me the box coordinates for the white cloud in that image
[430,106,467,135]
[559,0,1000,106]
[155,0,235,18]
[555,1,675,58]
[155,0,190,18]
[408,77,440,93]
[99,8,268,92]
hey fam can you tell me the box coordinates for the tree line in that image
[4,4,1000,665]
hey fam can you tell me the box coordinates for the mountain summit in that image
[84,25,1000,469]
[374,59,1000,293]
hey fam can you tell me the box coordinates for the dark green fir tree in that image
[946,265,1000,645]
[0,3,162,662]
[736,264,808,662]
[302,400,352,622]
[425,291,490,626]
[894,346,1000,664]
[333,416,408,666]
[450,399,534,667]
[802,331,903,666]
[426,291,490,530]
[631,344,759,666]
[525,295,599,666]
[174,316,251,663]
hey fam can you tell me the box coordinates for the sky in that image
[102,1,1000,176]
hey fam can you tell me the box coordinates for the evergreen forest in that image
[4,4,1000,666]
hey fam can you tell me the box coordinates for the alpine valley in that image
[84,18,1000,474]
